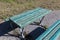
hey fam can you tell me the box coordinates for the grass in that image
[0,0,60,20]
[0,0,15,3]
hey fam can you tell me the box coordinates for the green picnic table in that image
[8,7,52,39]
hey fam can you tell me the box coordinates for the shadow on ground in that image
[26,27,46,40]
[0,21,46,39]
[0,21,18,36]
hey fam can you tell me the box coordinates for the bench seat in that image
[10,7,52,28]
[36,20,60,40]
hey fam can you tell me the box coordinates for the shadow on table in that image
[26,27,46,40]
[0,21,18,37]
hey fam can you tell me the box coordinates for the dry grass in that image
[0,0,60,20]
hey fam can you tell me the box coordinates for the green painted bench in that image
[9,7,52,39]
[36,20,60,40]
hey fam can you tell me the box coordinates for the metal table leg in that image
[39,16,45,25]
[39,16,47,29]
[19,28,25,40]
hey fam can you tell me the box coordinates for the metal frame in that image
[19,28,25,39]
[39,16,45,25]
